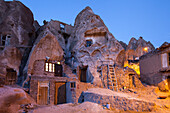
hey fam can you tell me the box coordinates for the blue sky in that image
[11,0,170,47]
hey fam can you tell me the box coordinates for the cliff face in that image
[126,37,155,60]
[0,1,34,47]
[121,37,155,76]
[0,1,35,77]
[67,7,124,85]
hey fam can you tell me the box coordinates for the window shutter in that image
[161,53,168,68]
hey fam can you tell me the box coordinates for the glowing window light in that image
[143,47,148,52]
[57,62,60,65]
[53,64,55,72]
[49,63,52,72]
[45,63,48,71]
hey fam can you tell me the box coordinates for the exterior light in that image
[143,47,148,52]
[57,62,60,65]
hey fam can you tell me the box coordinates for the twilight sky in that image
[14,0,170,47]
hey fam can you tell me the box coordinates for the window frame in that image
[70,82,76,88]
[45,61,55,73]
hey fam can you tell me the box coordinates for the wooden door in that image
[38,87,48,105]
[55,64,62,77]
[80,68,87,82]
[55,82,66,104]
[6,69,17,85]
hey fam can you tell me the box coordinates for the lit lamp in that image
[57,62,61,65]
[143,47,148,52]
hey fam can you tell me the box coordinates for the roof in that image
[140,42,170,60]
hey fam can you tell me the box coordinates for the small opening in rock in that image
[70,82,76,88]
[86,39,93,47]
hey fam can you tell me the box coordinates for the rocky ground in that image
[0,85,169,113]
[0,85,35,113]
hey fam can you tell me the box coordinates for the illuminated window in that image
[57,62,61,65]
[45,63,48,71]
[53,64,55,72]
[45,62,55,72]
[49,63,52,72]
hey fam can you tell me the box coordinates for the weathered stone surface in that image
[0,86,36,113]
[0,1,35,47]
[115,66,144,89]
[24,30,64,75]
[126,37,155,59]
[0,47,22,76]
[0,1,35,82]
[158,80,169,92]
[36,20,73,51]
[119,41,127,50]
[83,88,156,112]
[67,7,124,85]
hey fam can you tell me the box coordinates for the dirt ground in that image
[31,85,170,113]
[0,85,169,113]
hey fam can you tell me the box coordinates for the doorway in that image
[55,64,63,77]
[5,68,17,85]
[129,74,135,88]
[79,66,88,82]
[55,82,66,104]
[37,81,49,105]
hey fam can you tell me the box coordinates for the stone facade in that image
[30,75,78,104]
[140,42,170,91]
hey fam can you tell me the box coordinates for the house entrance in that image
[55,82,66,104]
[37,81,49,105]
[55,64,62,77]
[5,68,17,85]
[79,66,88,82]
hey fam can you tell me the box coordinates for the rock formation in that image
[0,1,35,80]
[66,7,124,86]
[126,36,155,60]
[119,37,155,76]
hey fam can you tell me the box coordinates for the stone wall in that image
[139,53,162,85]
[24,33,64,77]
[83,88,156,112]
[30,75,77,104]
